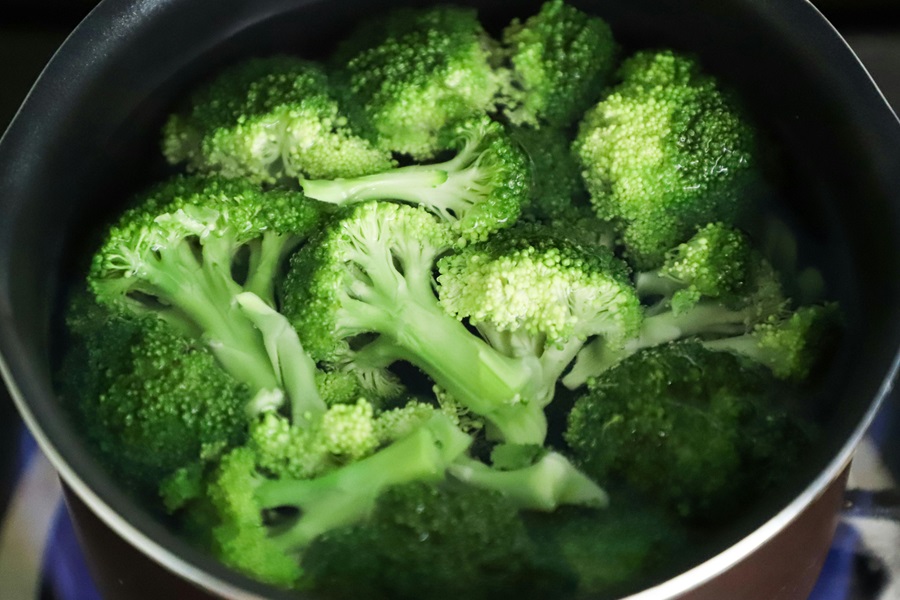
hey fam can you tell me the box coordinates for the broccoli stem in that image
[236,292,326,427]
[448,452,608,511]
[385,300,549,444]
[244,233,298,307]
[300,167,448,205]
[149,242,281,395]
[634,271,681,298]
[562,302,759,389]
[256,414,472,552]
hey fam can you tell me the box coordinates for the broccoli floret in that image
[565,342,812,522]
[334,6,504,158]
[438,224,642,396]
[499,0,618,128]
[88,175,325,420]
[302,481,576,600]
[703,304,841,380]
[163,57,394,184]
[248,399,441,480]
[563,223,785,388]
[299,116,530,244]
[60,300,249,494]
[283,201,551,444]
[574,50,757,269]
[635,222,773,314]
[204,413,472,587]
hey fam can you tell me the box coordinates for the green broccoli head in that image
[60,299,249,494]
[565,342,811,522]
[501,0,618,128]
[523,501,686,598]
[438,225,642,348]
[302,481,575,600]
[163,56,394,184]
[575,49,757,269]
[637,222,785,316]
[335,6,503,158]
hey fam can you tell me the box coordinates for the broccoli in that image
[205,412,472,587]
[574,49,757,269]
[703,304,841,381]
[59,5,841,597]
[302,480,576,600]
[284,203,639,445]
[282,201,544,444]
[437,224,642,396]
[248,398,440,480]
[333,6,504,158]
[499,0,619,128]
[298,116,530,244]
[563,223,786,388]
[88,175,325,419]
[565,342,812,522]
[60,299,249,494]
[163,57,394,184]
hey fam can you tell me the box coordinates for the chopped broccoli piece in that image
[60,300,248,494]
[703,304,841,380]
[334,6,504,158]
[524,501,686,598]
[574,49,757,268]
[563,223,786,388]
[205,413,472,587]
[565,342,812,522]
[282,201,551,445]
[500,0,619,128]
[438,224,642,398]
[163,56,394,184]
[88,175,324,418]
[299,116,530,244]
[302,481,576,600]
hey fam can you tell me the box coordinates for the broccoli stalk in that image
[449,451,608,511]
[299,117,530,243]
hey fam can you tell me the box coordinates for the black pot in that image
[1,0,899,598]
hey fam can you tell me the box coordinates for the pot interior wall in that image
[0,0,899,597]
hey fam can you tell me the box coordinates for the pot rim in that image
[1,0,900,598]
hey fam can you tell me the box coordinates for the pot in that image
[1,0,899,598]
